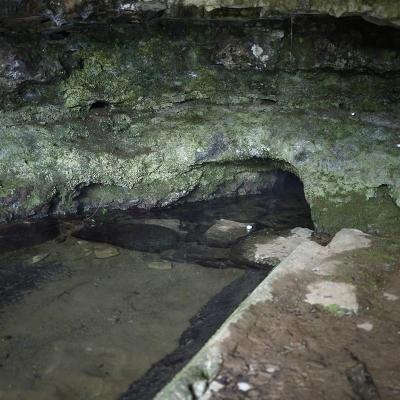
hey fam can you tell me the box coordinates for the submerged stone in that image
[94,246,120,259]
[147,261,173,271]
[162,243,232,269]
[115,217,187,236]
[202,219,252,247]
[73,223,180,253]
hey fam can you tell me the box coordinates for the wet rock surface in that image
[0,221,60,254]
[201,219,252,248]
[73,223,181,253]
[162,243,233,269]
[231,227,313,268]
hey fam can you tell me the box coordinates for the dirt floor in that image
[185,236,400,400]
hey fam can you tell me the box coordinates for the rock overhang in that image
[1,0,400,30]
[0,5,399,236]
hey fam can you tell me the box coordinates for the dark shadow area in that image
[120,269,268,400]
[0,259,66,310]
[0,221,60,255]
[89,100,110,110]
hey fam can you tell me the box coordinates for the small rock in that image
[357,322,373,332]
[94,247,120,259]
[31,253,49,264]
[305,281,358,314]
[192,379,207,398]
[383,292,398,301]
[73,223,180,253]
[199,381,224,400]
[202,219,251,247]
[77,240,90,246]
[147,261,172,271]
[237,382,252,392]
[265,364,280,374]
[208,381,224,392]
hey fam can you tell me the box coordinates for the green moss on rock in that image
[0,20,399,236]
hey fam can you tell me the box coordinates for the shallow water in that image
[0,189,312,400]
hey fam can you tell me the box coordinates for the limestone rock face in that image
[0,14,399,236]
[1,1,399,27]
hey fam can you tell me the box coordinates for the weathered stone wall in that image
[0,15,399,235]
[1,0,400,27]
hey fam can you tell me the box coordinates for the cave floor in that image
[159,232,400,400]
[209,256,400,400]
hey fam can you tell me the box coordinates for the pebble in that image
[147,261,173,271]
[94,247,120,259]
[357,322,373,332]
[266,364,280,374]
[237,382,252,392]
[208,381,224,392]
[31,253,49,264]
[383,292,398,301]
[203,219,251,247]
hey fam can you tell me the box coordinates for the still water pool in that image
[0,190,312,400]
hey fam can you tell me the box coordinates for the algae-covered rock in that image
[0,18,399,236]
[1,0,400,27]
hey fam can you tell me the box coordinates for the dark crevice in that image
[89,100,110,110]
[47,190,61,215]
[346,352,381,400]
[46,30,70,41]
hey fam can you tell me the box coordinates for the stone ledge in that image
[154,228,371,399]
